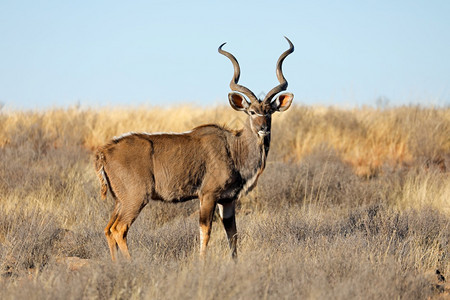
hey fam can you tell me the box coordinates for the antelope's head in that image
[219,37,294,138]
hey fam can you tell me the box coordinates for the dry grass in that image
[1,105,448,175]
[0,105,449,299]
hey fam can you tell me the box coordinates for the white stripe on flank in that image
[113,130,194,141]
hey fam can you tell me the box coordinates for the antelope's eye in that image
[249,111,256,115]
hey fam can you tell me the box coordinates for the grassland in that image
[0,105,449,299]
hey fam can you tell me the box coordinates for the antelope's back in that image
[99,125,235,202]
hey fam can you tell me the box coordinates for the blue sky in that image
[1,0,449,109]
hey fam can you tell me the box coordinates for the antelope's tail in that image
[94,150,108,200]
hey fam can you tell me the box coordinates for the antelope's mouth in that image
[257,130,269,137]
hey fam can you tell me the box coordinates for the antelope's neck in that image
[233,121,271,197]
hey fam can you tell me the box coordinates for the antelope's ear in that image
[271,92,293,112]
[228,92,250,111]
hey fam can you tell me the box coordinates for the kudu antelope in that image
[95,37,294,261]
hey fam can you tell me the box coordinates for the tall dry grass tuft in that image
[271,105,450,176]
[0,105,449,299]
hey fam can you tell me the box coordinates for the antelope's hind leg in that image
[111,218,131,260]
[105,202,120,261]
[109,193,149,260]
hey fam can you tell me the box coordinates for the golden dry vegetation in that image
[0,104,449,299]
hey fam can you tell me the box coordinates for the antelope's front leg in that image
[218,201,237,260]
[199,194,217,257]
